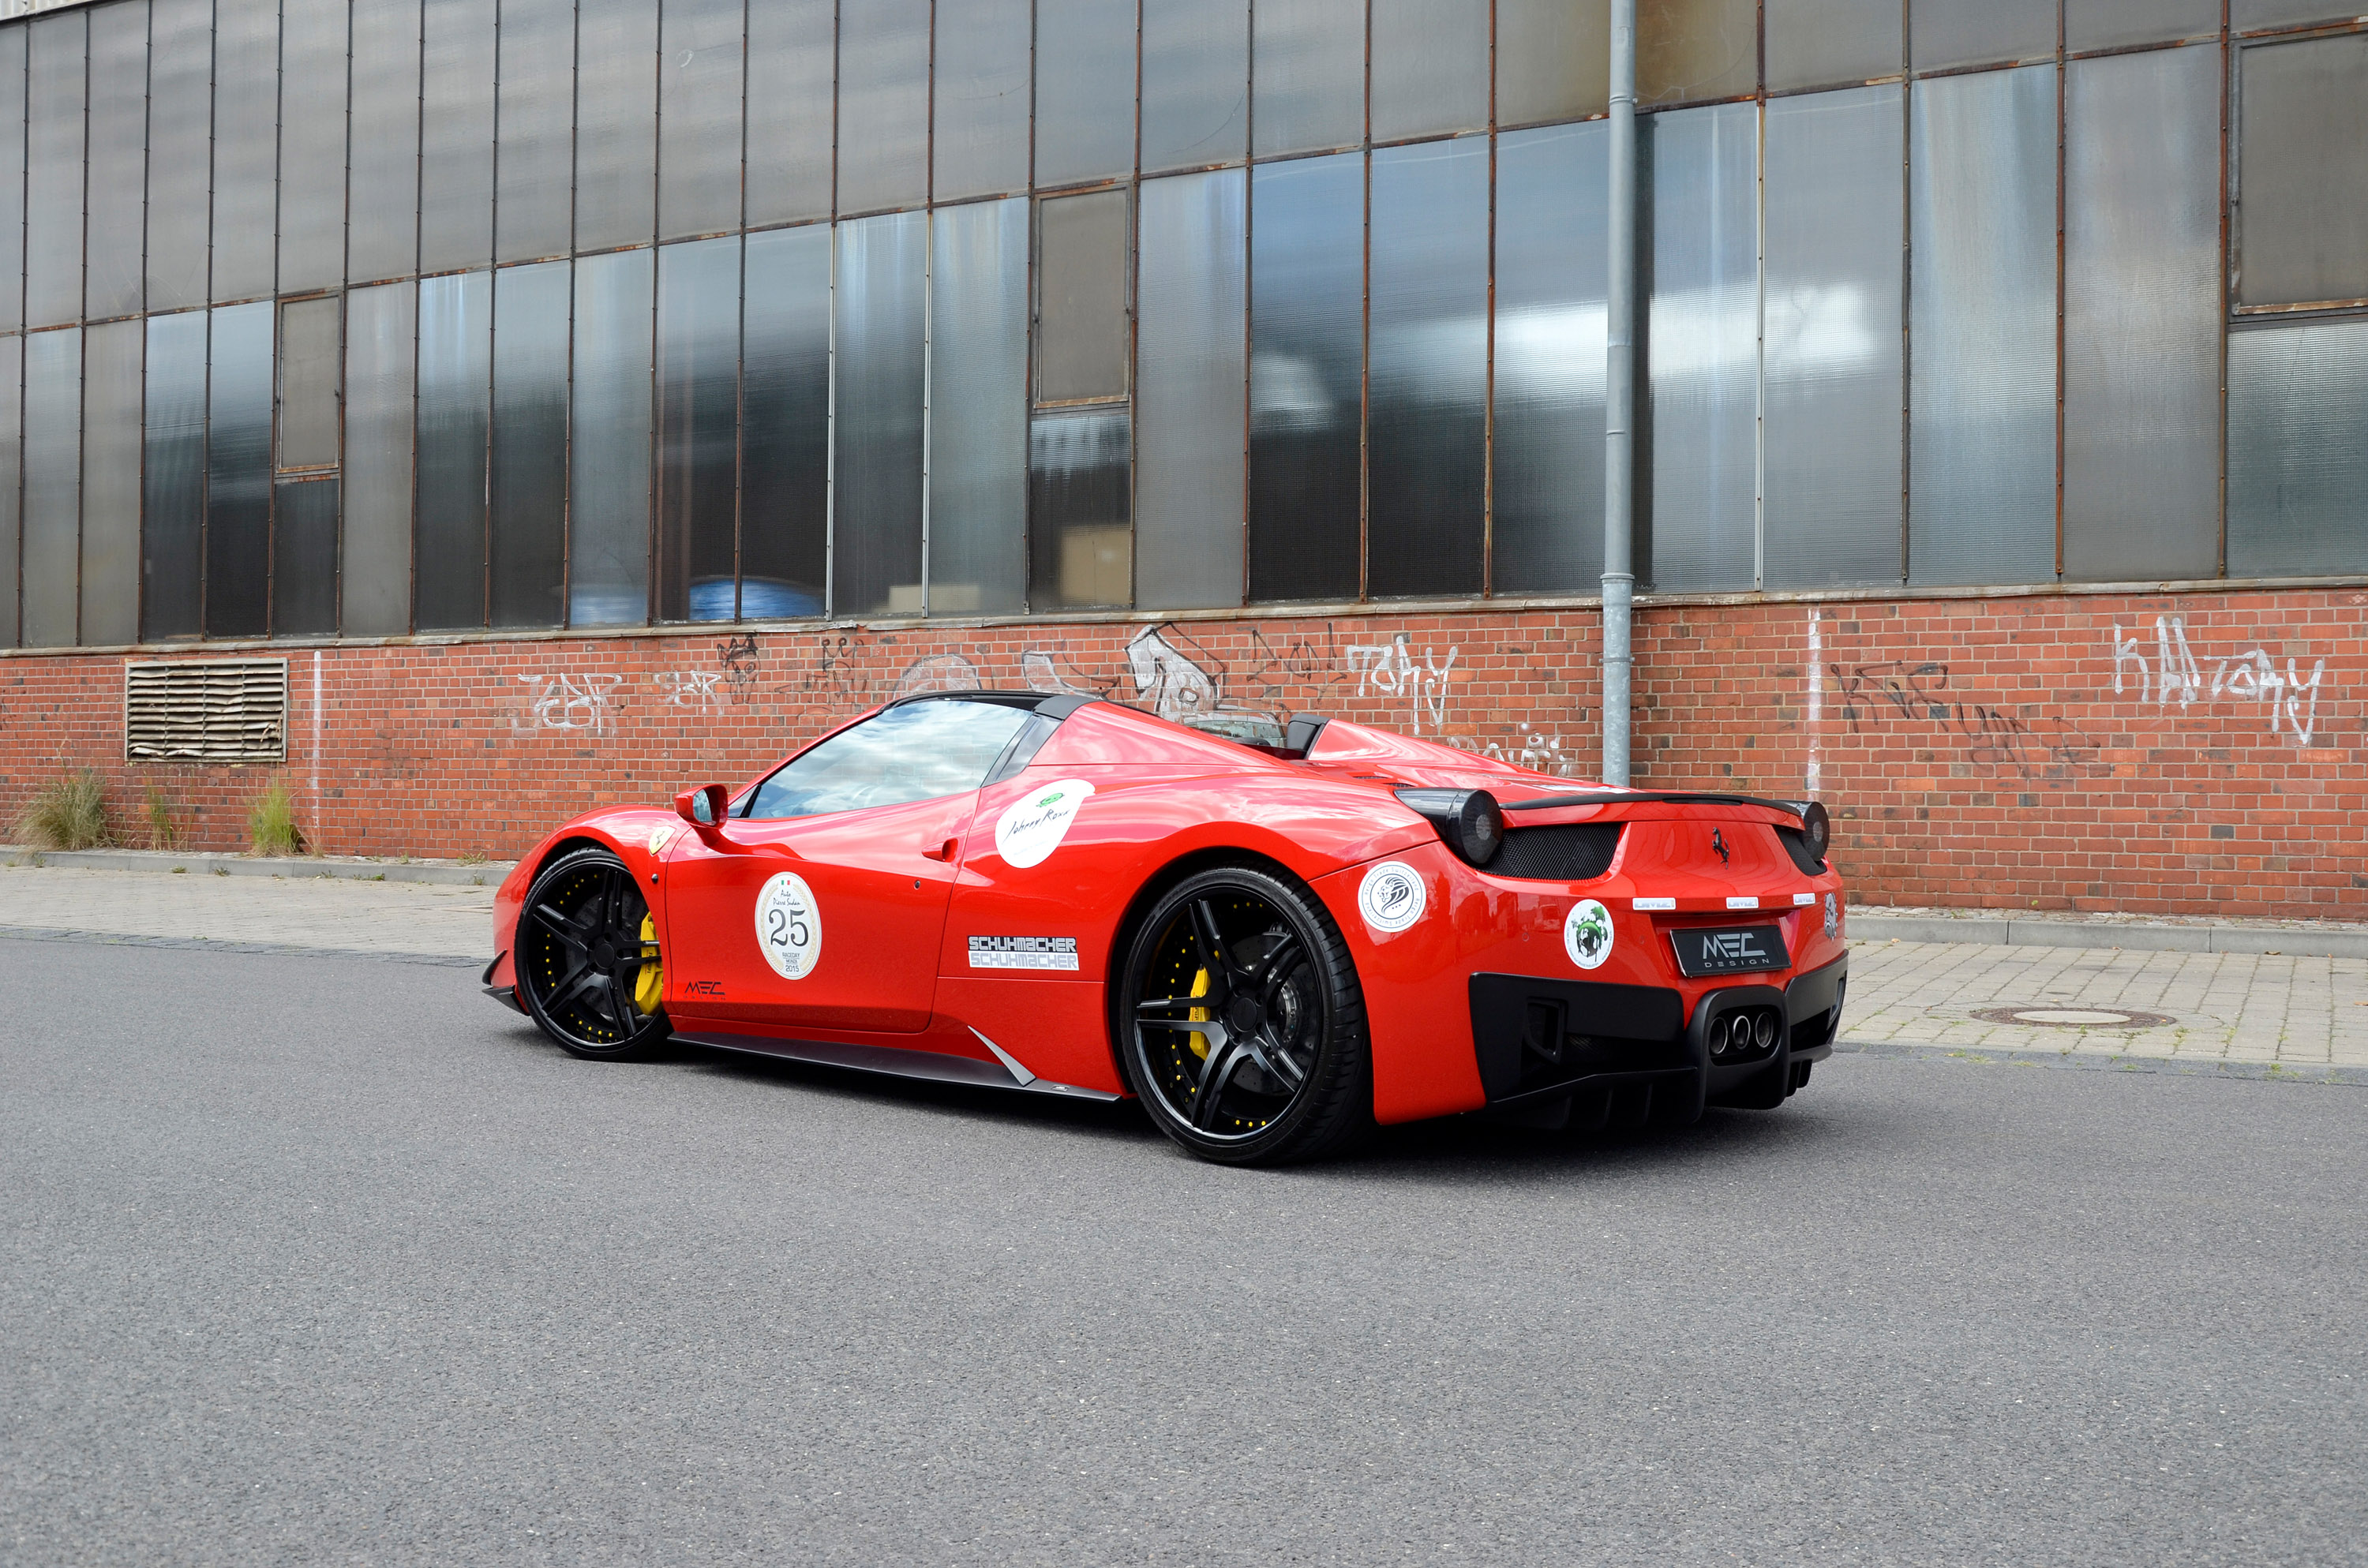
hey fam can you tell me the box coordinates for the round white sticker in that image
[1357,861,1428,934]
[994,779,1096,869]
[1564,899,1615,971]
[753,872,822,979]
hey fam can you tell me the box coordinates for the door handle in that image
[920,836,959,862]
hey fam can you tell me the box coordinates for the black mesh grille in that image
[1774,825,1826,875]
[1490,823,1623,882]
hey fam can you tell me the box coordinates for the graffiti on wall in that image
[2112,616,2327,744]
[1346,634,1457,735]
[511,672,624,734]
[1831,661,2104,783]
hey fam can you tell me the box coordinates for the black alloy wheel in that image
[1118,865,1371,1166]
[518,845,670,1060]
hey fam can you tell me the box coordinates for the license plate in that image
[1668,925,1789,977]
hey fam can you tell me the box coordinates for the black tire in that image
[1118,865,1372,1166]
[516,845,671,1060]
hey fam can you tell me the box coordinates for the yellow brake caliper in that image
[633,912,664,1015]
[1186,967,1212,1059]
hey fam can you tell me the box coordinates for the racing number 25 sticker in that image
[754,872,822,979]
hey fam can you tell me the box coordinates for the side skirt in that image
[672,1030,1122,1103]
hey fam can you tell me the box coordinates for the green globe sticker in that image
[1564,898,1615,971]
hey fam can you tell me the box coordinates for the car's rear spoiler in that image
[1497,790,1817,820]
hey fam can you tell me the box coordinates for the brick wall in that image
[2,584,2360,919]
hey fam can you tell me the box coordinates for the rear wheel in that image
[1118,866,1371,1166]
[517,845,670,1060]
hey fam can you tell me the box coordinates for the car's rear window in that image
[744,700,1036,820]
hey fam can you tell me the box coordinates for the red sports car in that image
[485,692,1848,1165]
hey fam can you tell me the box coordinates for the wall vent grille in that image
[125,660,290,763]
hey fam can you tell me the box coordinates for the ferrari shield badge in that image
[1564,899,1615,971]
[1357,861,1426,934]
[995,779,1096,868]
[754,872,822,979]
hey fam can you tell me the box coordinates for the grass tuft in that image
[142,782,178,849]
[248,777,305,857]
[17,769,114,851]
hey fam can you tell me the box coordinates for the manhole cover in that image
[1973,1006,2175,1029]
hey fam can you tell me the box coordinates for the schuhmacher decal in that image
[995,779,1096,869]
[1727,896,1759,910]
[1357,862,1428,934]
[1793,892,1817,906]
[1632,896,1675,911]
[1564,900,1615,971]
[969,935,1081,972]
[753,872,822,980]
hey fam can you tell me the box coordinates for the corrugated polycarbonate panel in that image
[575,0,658,252]
[746,0,834,226]
[348,0,422,286]
[490,261,571,628]
[1037,0,1138,189]
[833,211,927,616]
[570,249,655,627]
[207,302,275,638]
[277,297,343,470]
[2235,1,2362,27]
[143,311,208,640]
[420,0,496,275]
[1252,0,1364,158]
[1036,190,1131,403]
[2068,0,2220,51]
[661,0,747,241]
[22,329,79,649]
[1367,137,1487,600]
[1371,0,1488,142]
[2227,320,2368,577]
[1766,0,1902,93]
[1500,0,1608,129]
[933,0,1031,200]
[2239,35,2368,309]
[1136,169,1246,611]
[655,237,742,621]
[0,337,17,645]
[211,0,279,304]
[1641,0,1758,107]
[496,0,575,264]
[837,0,930,215]
[1763,86,1902,590]
[2063,44,2221,583]
[272,479,341,634]
[1912,0,2055,73]
[414,269,492,629]
[84,2,149,322]
[0,32,22,335]
[1647,102,1757,593]
[279,0,350,295]
[1029,410,1133,609]
[1247,152,1361,603]
[81,320,142,647]
[343,282,418,637]
[146,0,212,308]
[1142,0,1248,174]
[928,200,1029,616]
[1493,121,1608,595]
[741,226,828,619]
[24,16,85,330]
[1909,65,2059,587]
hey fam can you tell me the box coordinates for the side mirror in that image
[673,784,729,828]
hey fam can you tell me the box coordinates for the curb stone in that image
[0,924,482,967]
[1849,912,2368,961]
[1833,1037,2368,1087]
[2,846,508,887]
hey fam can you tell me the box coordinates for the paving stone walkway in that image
[4,863,2362,1070]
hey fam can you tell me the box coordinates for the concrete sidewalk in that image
[3,859,2362,1075]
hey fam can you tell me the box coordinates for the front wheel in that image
[1118,866,1372,1166]
[516,845,671,1060]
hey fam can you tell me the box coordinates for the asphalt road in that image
[5,937,2363,1566]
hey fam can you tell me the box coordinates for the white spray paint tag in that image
[1565,900,1615,971]
[1356,862,1427,935]
[994,779,1096,868]
[754,872,822,980]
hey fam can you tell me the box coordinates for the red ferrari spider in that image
[485,691,1848,1165]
